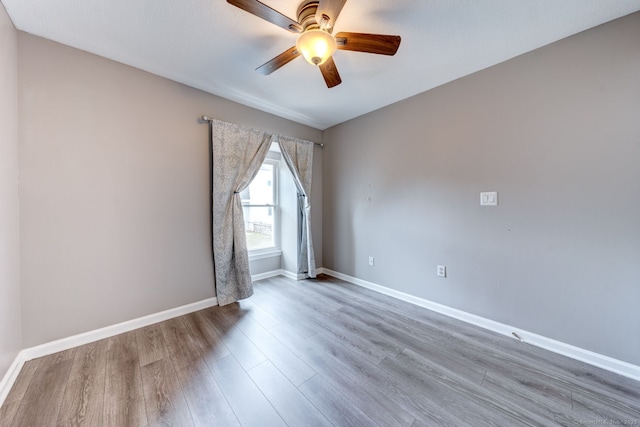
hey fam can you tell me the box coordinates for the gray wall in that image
[17,33,322,347]
[0,3,22,380]
[322,12,640,365]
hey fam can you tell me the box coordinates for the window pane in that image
[243,206,274,250]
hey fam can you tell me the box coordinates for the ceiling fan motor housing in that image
[297,1,321,31]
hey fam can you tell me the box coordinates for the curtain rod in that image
[200,115,324,148]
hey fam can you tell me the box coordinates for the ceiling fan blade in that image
[319,56,342,88]
[256,47,300,75]
[227,0,302,33]
[316,0,347,31]
[335,32,401,55]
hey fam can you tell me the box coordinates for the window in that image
[241,158,278,252]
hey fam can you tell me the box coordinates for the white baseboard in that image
[0,296,218,408]
[253,269,305,281]
[252,270,283,281]
[281,270,307,281]
[322,269,640,382]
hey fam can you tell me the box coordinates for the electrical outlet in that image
[368,256,375,266]
[437,265,446,277]
[480,191,498,206]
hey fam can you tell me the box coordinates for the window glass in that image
[242,162,276,251]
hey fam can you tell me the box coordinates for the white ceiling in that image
[3,0,640,130]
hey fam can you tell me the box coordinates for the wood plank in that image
[287,278,464,354]
[159,315,239,426]
[298,374,381,427]
[56,340,108,426]
[304,329,459,426]
[341,308,487,384]
[103,331,147,426]
[0,399,20,426]
[43,348,77,365]
[173,361,240,426]
[10,357,73,425]
[263,275,345,312]
[249,288,319,338]
[337,301,453,349]
[237,297,282,329]
[140,358,194,426]
[483,367,572,408]
[233,312,317,386]
[257,282,403,363]
[481,369,587,425]
[186,311,232,363]
[268,323,416,426]
[441,329,635,415]
[0,358,42,425]
[571,388,640,423]
[258,280,406,364]
[309,275,461,334]
[135,323,168,367]
[160,316,206,367]
[198,305,267,370]
[383,349,549,426]
[305,328,388,366]
[208,355,286,427]
[247,361,331,426]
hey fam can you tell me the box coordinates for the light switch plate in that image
[480,191,498,206]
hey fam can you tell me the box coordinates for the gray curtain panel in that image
[211,119,272,305]
[277,135,316,278]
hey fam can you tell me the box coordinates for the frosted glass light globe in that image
[296,29,337,66]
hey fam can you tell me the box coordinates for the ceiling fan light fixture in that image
[296,29,337,66]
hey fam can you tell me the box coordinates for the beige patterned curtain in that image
[211,120,272,305]
[277,135,316,278]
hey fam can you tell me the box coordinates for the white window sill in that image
[248,248,282,261]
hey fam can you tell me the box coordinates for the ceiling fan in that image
[227,0,401,88]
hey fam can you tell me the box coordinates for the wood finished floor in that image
[1,275,639,426]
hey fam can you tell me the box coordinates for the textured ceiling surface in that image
[3,0,640,129]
